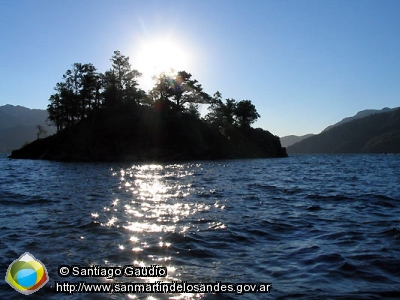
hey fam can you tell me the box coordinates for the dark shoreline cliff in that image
[8,107,287,162]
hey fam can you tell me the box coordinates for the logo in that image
[5,252,49,295]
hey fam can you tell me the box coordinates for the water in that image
[1,154,399,299]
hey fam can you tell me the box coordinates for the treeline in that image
[47,51,261,132]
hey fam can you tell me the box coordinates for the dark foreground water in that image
[0,154,399,299]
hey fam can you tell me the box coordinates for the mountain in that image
[322,107,393,132]
[281,107,394,149]
[280,134,314,148]
[0,105,56,153]
[287,107,400,153]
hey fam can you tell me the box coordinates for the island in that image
[8,51,287,162]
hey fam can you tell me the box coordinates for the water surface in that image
[1,154,399,299]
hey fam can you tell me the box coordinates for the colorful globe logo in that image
[5,252,49,295]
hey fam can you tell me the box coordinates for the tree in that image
[205,93,237,126]
[170,71,210,108]
[224,99,237,126]
[187,103,201,119]
[234,100,260,129]
[47,63,100,130]
[103,51,142,108]
[151,71,210,112]
[36,125,47,140]
[205,91,224,124]
[92,72,104,110]
[47,51,143,132]
[151,72,171,102]
[78,63,100,113]
[47,93,64,132]
[50,80,78,128]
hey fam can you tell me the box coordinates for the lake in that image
[1,154,399,299]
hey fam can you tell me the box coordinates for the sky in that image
[1,0,399,137]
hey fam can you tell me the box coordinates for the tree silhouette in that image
[36,125,47,140]
[234,100,260,129]
[170,71,210,108]
[151,71,210,112]
[47,51,144,130]
[46,50,262,141]
[22,50,290,162]
[206,93,237,126]
[103,51,143,108]
[47,63,100,130]
[47,93,64,132]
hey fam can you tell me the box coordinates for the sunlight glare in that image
[134,38,191,90]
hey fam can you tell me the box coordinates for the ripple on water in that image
[1,155,400,299]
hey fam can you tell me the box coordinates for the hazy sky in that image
[1,0,399,137]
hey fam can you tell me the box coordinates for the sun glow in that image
[134,37,191,90]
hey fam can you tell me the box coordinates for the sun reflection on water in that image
[90,163,226,299]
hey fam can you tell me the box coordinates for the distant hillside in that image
[280,134,314,148]
[0,105,56,153]
[282,107,394,148]
[287,108,400,153]
[322,107,394,132]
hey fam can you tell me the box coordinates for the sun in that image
[134,38,191,91]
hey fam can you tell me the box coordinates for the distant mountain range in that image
[0,105,56,153]
[281,107,396,148]
[280,134,314,148]
[287,107,400,153]
[321,107,394,132]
